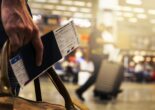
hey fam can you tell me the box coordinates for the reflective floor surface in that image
[19,76,155,110]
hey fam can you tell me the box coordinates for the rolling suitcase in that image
[94,60,124,100]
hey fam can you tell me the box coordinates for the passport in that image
[10,21,79,86]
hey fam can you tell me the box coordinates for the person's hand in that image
[1,0,43,66]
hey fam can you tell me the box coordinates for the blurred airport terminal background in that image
[19,0,155,110]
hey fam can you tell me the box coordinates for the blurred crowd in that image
[125,61,155,83]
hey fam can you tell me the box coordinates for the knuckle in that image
[5,25,15,31]
[17,24,25,30]
[33,27,39,34]
[27,26,33,32]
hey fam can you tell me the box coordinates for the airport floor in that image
[19,76,155,110]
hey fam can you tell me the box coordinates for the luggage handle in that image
[0,41,79,110]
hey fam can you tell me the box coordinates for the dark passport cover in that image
[10,31,62,85]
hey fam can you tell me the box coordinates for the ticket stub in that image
[54,21,79,57]
[10,55,29,86]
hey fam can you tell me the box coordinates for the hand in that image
[1,0,43,66]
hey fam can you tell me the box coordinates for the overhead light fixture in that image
[47,0,59,3]
[124,12,134,17]
[63,12,72,16]
[73,1,85,6]
[56,6,67,10]
[80,8,91,13]
[99,0,118,9]
[68,7,78,12]
[34,0,46,2]
[137,14,147,19]
[126,0,142,5]
[122,6,132,11]
[30,3,43,8]
[61,0,73,5]
[43,4,54,10]
[133,8,144,13]
[148,9,155,15]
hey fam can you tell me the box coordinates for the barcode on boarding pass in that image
[10,55,29,86]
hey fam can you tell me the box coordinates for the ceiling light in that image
[63,12,72,16]
[137,14,147,19]
[126,0,142,5]
[122,6,132,11]
[68,7,78,12]
[34,0,46,2]
[133,8,144,13]
[73,1,85,6]
[129,18,137,23]
[43,4,54,10]
[148,9,155,15]
[56,6,67,10]
[80,8,91,13]
[114,6,132,12]
[47,0,59,3]
[30,3,43,8]
[52,11,62,15]
[124,12,134,17]
[61,0,73,5]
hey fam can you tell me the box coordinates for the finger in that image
[32,29,43,66]
[23,25,33,45]
[8,33,21,52]
[16,31,24,47]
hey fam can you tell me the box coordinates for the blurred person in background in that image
[0,0,43,95]
[76,24,104,101]
[134,61,144,82]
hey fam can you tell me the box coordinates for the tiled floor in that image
[19,76,155,110]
